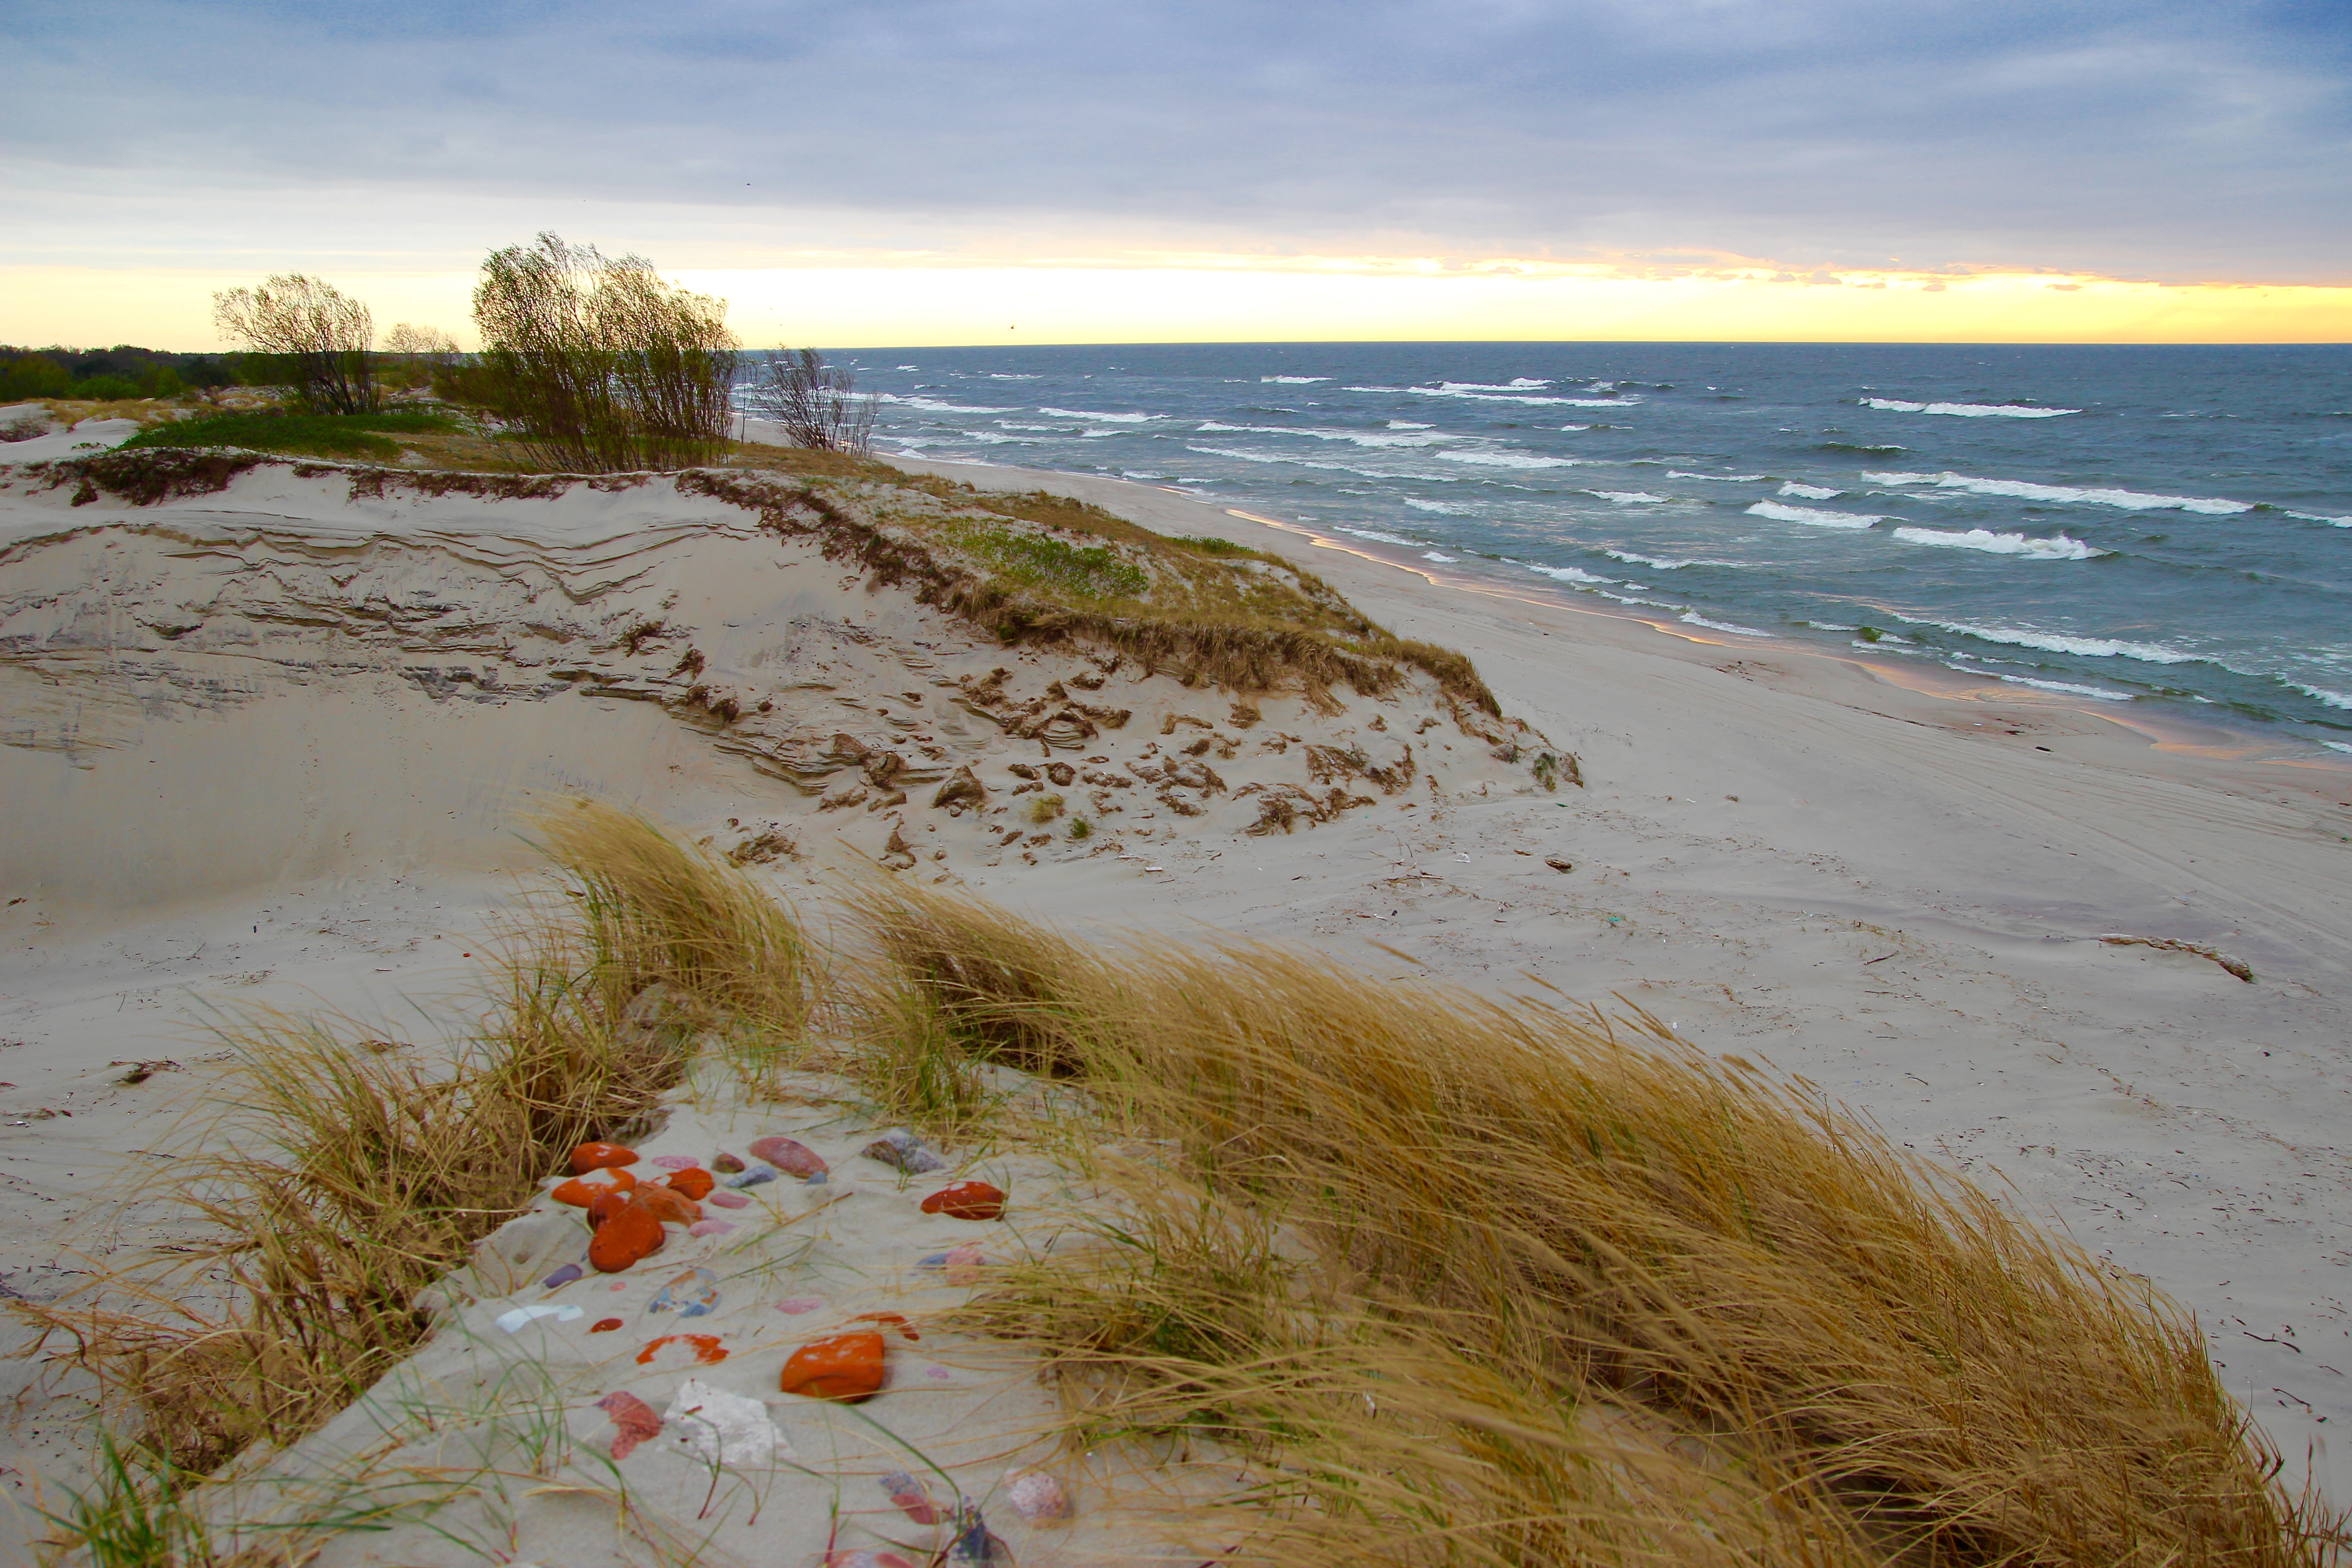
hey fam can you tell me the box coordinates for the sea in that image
[814,343,2352,757]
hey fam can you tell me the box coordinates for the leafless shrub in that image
[752,348,877,454]
[212,274,379,414]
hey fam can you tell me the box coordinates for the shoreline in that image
[889,451,2352,794]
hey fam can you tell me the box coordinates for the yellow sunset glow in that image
[5,255,2347,350]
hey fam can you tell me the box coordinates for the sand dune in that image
[2,441,2348,1557]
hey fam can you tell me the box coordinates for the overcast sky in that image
[6,0,2349,283]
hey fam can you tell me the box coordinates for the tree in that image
[381,324,460,392]
[751,349,877,454]
[211,275,379,413]
[467,234,738,472]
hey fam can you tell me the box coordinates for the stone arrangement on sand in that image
[259,1071,1225,1568]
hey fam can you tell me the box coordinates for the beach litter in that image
[880,1468,941,1524]
[638,1333,728,1367]
[647,1266,721,1317]
[494,1303,582,1334]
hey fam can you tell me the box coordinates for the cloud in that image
[1,0,2346,282]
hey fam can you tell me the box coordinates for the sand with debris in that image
[0,435,2347,1557]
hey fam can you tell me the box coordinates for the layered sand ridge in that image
[0,435,2348,1565]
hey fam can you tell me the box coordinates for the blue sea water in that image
[825,343,2352,754]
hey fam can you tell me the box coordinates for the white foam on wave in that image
[1038,406,1154,423]
[1667,471,1768,483]
[1779,482,1842,500]
[1681,611,1770,637]
[1525,564,1619,586]
[1989,674,2136,701]
[1746,501,1880,529]
[1558,424,1591,432]
[2292,683,2352,711]
[1926,621,2196,664]
[2323,741,2352,755]
[2288,510,2352,527]
[1440,378,1552,391]
[1349,384,1593,408]
[1890,526,2107,561]
[1405,498,1473,515]
[1422,551,1457,563]
[1604,549,1703,570]
[1387,420,1433,430]
[1438,449,1582,470]
[1183,444,1456,483]
[1334,526,1418,547]
[873,393,1020,414]
[1261,375,1329,384]
[983,373,1039,379]
[1865,470,2249,515]
[1558,397,1641,408]
[1195,420,1451,449]
[1587,490,1668,504]
[1864,399,2081,418]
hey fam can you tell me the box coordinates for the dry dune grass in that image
[25,806,2341,1566]
[854,881,2341,1567]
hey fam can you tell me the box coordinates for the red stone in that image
[919,1180,1007,1220]
[633,1184,702,1227]
[637,1332,727,1366]
[586,1188,632,1228]
[553,1166,635,1208]
[748,1135,827,1177]
[779,1331,886,1402]
[665,1167,715,1200]
[590,1203,664,1272]
[589,1317,623,1333]
[571,1142,639,1175]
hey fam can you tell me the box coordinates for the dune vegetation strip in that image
[29,446,1510,724]
[26,803,2337,1566]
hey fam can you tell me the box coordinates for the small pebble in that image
[706,1189,751,1209]
[879,1468,940,1524]
[861,1128,946,1174]
[774,1297,824,1314]
[919,1180,1006,1220]
[541,1262,584,1290]
[590,1317,623,1333]
[688,1219,736,1238]
[711,1151,746,1174]
[1005,1468,1072,1523]
[722,1165,778,1189]
[597,1389,662,1459]
[495,1303,582,1334]
[749,1135,828,1177]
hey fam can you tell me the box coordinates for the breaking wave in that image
[1890,527,2107,561]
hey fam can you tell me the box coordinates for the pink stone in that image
[774,1297,824,1314]
[1005,1468,1072,1523]
[706,1189,751,1209]
[649,1153,697,1170]
[688,1219,736,1237]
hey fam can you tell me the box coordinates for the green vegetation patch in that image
[941,519,1149,601]
[120,408,458,461]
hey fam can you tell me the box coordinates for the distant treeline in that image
[0,345,239,403]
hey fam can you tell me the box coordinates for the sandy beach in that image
[1,433,2347,1559]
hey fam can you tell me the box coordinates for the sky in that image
[5,0,2350,346]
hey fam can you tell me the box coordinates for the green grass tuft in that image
[119,408,459,461]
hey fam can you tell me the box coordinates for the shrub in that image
[751,348,876,453]
[466,233,738,472]
[118,408,457,461]
[213,275,379,414]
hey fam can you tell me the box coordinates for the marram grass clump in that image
[26,807,2341,1568]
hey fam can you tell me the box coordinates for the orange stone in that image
[665,1167,715,1200]
[589,1317,623,1333]
[586,1188,633,1228]
[919,1180,1007,1221]
[778,1331,886,1402]
[589,1203,665,1272]
[553,1166,636,1208]
[571,1142,639,1175]
[637,1332,727,1366]
[633,1184,703,1227]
